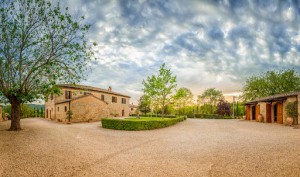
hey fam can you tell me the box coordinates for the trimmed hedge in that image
[102,117,185,131]
[187,114,225,119]
[130,114,177,118]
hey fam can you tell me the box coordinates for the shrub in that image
[216,100,231,116]
[136,114,177,118]
[186,114,224,119]
[101,117,185,131]
[285,101,298,124]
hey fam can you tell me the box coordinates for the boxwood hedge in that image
[101,117,185,131]
[186,114,225,119]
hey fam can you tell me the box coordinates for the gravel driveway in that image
[0,118,299,177]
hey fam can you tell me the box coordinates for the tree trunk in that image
[8,97,22,131]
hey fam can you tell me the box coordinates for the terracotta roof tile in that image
[57,84,130,98]
[55,93,109,105]
[245,91,300,104]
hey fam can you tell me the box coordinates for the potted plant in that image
[285,101,298,126]
[258,114,264,122]
[66,110,73,124]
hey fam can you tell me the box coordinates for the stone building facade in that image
[45,84,130,123]
[129,104,139,115]
[245,92,300,125]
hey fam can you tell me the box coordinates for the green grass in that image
[102,117,185,131]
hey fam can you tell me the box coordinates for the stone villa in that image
[245,92,300,125]
[129,104,139,115]
[45,84,130,122]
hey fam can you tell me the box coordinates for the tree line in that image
[138,64,300,117]
[139,63,244,117]
[2,105,45,119]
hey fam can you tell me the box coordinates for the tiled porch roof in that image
[245,91,300,105]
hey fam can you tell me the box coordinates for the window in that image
[84,92,90,95]
[57,107,59,112]
[65,91,72,99]
[131,108,133,111]
[65,106,67,112]
[121,98,126,104]
[101,95,105,101]
[112,96,117,103]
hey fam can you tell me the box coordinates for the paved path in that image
[0,118,299,177]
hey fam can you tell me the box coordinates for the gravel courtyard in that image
[0,118,299,177]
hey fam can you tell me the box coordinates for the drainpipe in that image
[232,96,235,119]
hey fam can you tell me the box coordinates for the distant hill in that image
[26,104,45,110]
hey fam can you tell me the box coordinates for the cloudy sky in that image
[66,0,300,103]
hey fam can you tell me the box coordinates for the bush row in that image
[101,117,185,131]
[186,114,225,119]
[130,114,177,118]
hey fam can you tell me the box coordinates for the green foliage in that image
[0,0,95,104]
[142,63,177,116]
[66,110,73,122]
[138,95,151,114]
[198,88,224,114]
[186,114,226,119]
[101,117,185,131]
[243,69,300,101]
[131,114,177,118]
[285,101,298,121]
[174,87,193,115]
[2,104,44,118]
[197,104,217,114]
[216,100,231,116]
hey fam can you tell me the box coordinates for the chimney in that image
[108,86,112,92]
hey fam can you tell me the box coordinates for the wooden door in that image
[277,103,283,124]
[122,110,125,117]
[266,104,272,123]
[256,104,260,121]
[246,106,250,120]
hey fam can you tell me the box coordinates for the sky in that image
[65,0,300,104]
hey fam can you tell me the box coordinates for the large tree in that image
[142,63,177,116]
[0,0,95,130]
[138,95,151,115]
[242,69,300,101]
[173,87,193,115]
[198,88,224,114]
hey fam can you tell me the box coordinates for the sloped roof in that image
[57,84,130,98]
[55,94,109,105]
[245,91,300,105]
[130,104,138,108]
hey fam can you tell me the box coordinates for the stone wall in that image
[45,86,130,122]
[45,96,55,120]
[70,96,109,122]
[55,88,130,117]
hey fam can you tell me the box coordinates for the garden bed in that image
[101,117,185,131]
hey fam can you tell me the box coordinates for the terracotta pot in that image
[258,114,264,122]
[286,117,293,126]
